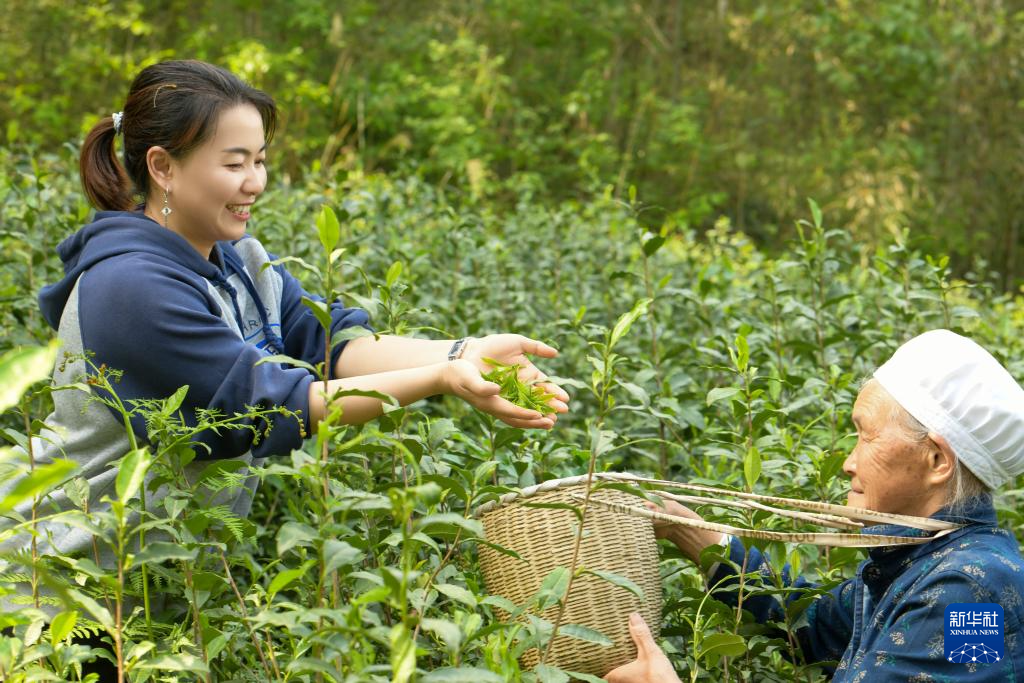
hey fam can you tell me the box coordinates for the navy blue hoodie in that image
[38,210,371,460]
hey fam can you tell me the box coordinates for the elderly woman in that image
[607,330,1024,682]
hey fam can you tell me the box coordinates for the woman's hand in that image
[459,334,570,419]
[604,613,681,683]
[442,358,559,429]
[646,498,723,564]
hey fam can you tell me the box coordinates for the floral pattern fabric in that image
[709,497,1023,681]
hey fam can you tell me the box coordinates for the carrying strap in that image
[573,495,957,548]
[476,472,962,547]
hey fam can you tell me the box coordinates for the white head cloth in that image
[873,329,1024,489]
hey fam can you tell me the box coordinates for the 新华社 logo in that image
[944,603,1004,664]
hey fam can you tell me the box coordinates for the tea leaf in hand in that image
[481,358,557,414]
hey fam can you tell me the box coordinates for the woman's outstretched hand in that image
[604,613,682,683]
[444,334,569,429]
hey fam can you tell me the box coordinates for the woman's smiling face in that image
[842,380,934,516]
[160,104,267,257]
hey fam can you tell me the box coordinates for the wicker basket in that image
[477,480,661,676]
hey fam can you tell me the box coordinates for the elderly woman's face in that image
[842,381,933,515]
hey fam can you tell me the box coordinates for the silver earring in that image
[161,188,173,228]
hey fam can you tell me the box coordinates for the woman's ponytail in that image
[79,115,134,211]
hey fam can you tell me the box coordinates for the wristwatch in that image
[447,337,471,361]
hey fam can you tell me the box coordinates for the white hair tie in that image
[112,111,123,135]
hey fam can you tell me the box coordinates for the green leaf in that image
[420,617,462,653]
[277,521,317,555]
[481,594,518,613]
[474,460,498,484]
[535,566,571,609]
[558,623,613,647]
[584,568,644,599]
[286,658,344,678]
[65,588,114,631]
[808,197,822,229]
[63,477,89,509]
[423,668,504,683]
[301,296,333,331]
[162,385,189,415]
[608,298,652,350]
[699,632,747,665]
[49,610,78,645]
[642,233,665,257]
[534,664,570,683]
[743,446,762,490]
[322,539,363,574]
[706,386,741,406]
[390,623,416,683]
[0,341,59,412]
[435,583,478,608]
[316,204,341,253]
[0,458,77,514]
[267,560,316,599]
[115,448,151,502]
[255,354,318,374]
[134,542,198,565]
[564,673,606,683]
[386,260,404,287]
[330,325,374,349]
[205,633,229,662]
[134,653,209,672]
[416,513,483,537]
[734,334,749,372]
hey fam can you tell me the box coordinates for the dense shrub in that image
[1,149,1023,681]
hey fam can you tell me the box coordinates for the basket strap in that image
[575,495,956,548]
[656,491,864,531]
[591,473,960,532]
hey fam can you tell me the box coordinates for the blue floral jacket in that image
[710,497,1023,681]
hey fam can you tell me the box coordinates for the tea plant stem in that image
[115,538,125,683]
[315,251,335,683]
[218,548,277,680]
[99,363,155,641]
[183,561,211,683]
[21,401,39,609]
[733,549,750,632]
[642,253,670,476]
[87,498,115,617]
[410,528,462,647]
[539,447,598,665]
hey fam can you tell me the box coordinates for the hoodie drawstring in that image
[219,261,286,355]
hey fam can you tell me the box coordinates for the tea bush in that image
[1,147,1023,681]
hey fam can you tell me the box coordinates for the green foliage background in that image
[2,2,1024,681]
[4,0,1024,287]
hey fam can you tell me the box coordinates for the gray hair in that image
[863,378,990,515]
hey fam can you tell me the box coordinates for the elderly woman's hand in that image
[605,613,682,683]
[645,498,724,564]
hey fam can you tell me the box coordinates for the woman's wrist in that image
[438,359,461,396]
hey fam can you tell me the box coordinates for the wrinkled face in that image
[843,381,932,516]
[164,104,267,257]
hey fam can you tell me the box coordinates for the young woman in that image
[5,59,568,612]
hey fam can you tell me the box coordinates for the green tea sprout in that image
[482,357,557,415]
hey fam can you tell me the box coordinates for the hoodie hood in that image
[39,211,222,329]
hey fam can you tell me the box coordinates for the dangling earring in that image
[161,187,173,228]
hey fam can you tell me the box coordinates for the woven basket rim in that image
[473,472,644,517]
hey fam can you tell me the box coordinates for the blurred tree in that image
[2,0,1023,287]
